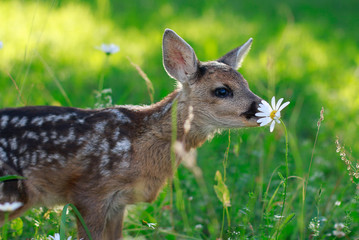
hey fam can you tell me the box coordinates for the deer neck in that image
[139,88,213,152]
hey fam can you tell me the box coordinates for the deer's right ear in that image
[218,38,253,70]
[162,29,198,83]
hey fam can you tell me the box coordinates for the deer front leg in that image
[73,199,107,240]
[103,205,126,240]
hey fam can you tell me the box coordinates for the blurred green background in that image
[1,0,359,239]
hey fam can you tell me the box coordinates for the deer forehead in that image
[197,61,247,87]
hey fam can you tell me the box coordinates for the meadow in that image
[0,0,359,239]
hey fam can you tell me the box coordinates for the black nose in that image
[241,101,260,119]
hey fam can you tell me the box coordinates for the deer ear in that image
[218,38,253,70]
[162,29,198,83]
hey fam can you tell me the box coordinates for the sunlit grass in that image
[0,0,358,239]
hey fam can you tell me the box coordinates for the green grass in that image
[1,0,359,239]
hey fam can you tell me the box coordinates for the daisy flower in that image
[47,233,72,240]
[96,43,120,55]
[0,202,23,212]
[256,96,290,132]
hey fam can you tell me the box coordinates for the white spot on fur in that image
[45,115,56,122]
[57,128,76,144]
[50,131,58,140]
[151,102,173,120]
[95,121,107,133]
[105,109,131,123]
[12,155,19,167]
[112,138,131,154]
[119,160,130,168]
[48,153,65,166]
[112,128,120,141]
[19,156,27,169]
[78,133,100,156]
[162,102,172,115]
[40,132,49,143]
[0,138,8,148]
[0,115,9,128]
[100,140,110,153]
[77,118,85,124]
[9,137,18,150]
[31,117,44,126]
[10,116,19,125]
[99,154,111,176]
[26,131,39,140]
[15,117,28,127]
[31,152,38,165]
[19,145,27,154]
[68,128,76,141]
[39,150,47,160]
[46,114,74,123]
[0,147,8,161]
[151,112,161,119]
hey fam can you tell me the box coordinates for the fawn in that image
[0,29,262,239]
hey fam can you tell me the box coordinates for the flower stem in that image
[279,119,289,233]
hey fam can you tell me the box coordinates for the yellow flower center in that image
[270,110,277,120]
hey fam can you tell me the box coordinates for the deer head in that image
[162,29,262,135]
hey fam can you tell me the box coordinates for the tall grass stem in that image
[2,212,9,240]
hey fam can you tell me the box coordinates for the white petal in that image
[260,122,269,127]
[255,112,269,117]
[258,106,271,114]
[278,101,290,112]
[275,119,280,124]
[275,98,284,110]
[257,118,266,124]
[257,106,264,112]
[275,111,281,118]
[261,100,272,109]
[270,121,276,132]
[257,116,270,123]
[260,100,272,114]
[271,96,276,110]
[258,107,270,114]
[259,117,272,126]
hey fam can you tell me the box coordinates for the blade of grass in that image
[0,175,26,182]
[127,56,155,104]
[36,51,72,107]
[60,203,92,240]
[6,71,26,106]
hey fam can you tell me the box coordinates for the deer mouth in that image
[240,102,260,125]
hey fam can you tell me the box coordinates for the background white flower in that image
[335,201,341,206]
[0,202,23,212]
[96,43,120,55]
[333,223,346,238]
[0,41,3,49]
[256,96,290,132]
[48,233,72,240]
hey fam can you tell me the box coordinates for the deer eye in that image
[214,87,232,98]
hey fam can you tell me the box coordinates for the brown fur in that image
[0,29,262,239]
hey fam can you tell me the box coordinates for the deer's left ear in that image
[218,38,253,70]
[162,29,199,84]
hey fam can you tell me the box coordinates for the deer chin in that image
[239,111,260,127]
[212,117,258,129]
[238,115,260,128]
